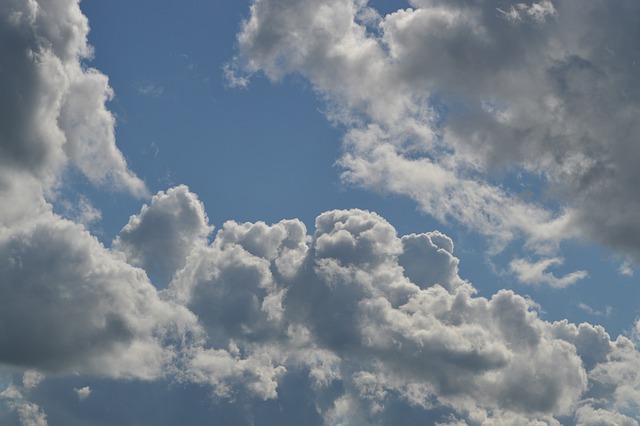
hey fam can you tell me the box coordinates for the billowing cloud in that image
[3,172,627,423]
[0,0,146,195]
[116,192,639,423]
[164,203,638,424]
[1,178,639,424]
[0,208,198,378]
[2,0,640,425]
[230,0,640,268]
[575,405,639,426]
[0,0,183,381]
[113,185,213,287]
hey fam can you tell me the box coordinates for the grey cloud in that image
[399,231,464,292]
[113,185,213,287]
[3,0,640,423]
[0,187,638,423]
[0,210,198,378]
[0,0,146,195]
[162,202,626,423]
[231,0,640,270]
[575,405,639,426]
[0,383,48,426]
[169,217,308,347]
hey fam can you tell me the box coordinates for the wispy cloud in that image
[134,81,164,97]
[509,257,588,288]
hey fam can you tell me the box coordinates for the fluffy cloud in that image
[2,0,640,425]
[0,0,146,195]
[156,197,640,423]
[575,405,639,426]
[231,0,640,267]
[113,185,213,287]
[1,177,639,424]
[0,380,47,426]
[174,204,640,424]
[0,209,198,378]
[0,0,199,383]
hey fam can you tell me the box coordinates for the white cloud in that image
[1,385,47,426]
[578,303,613,318]
[0,209,199,378]
[0,0,146,196]
[509,257,588,288]
[0,176,637,423]
[2,0,640,424]
[162,204,636,423]
[133,81,164,97]
[13,402,47,426]
[21,372,43,391]
[575,405,639,426]
[231,0,640,267]
[113,185,213,287]
[73,386,91,401]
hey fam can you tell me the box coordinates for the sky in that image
[1,0,640,425]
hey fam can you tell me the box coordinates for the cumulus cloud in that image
[0,0,146,196]
[163,199,640,423]
[179,206,640,424]
[575,405,639,426]
[230,0,640,267]
[0,208,198,378]
[2,0,640,425]
[1,174,639,424]
[21,372,43,391]
[113,185,213,287]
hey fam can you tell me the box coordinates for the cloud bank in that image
[1,0,640,425]
[6,189,640,424]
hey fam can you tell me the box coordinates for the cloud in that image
[509,257,588,288]
[21,372,43,391]
[0,175,638,423]
[0,0,146,196]
[1,384,48,426]
[575,405,639,426]
[133,81,164,97]
[113,185,213,287]
[0,208,199,378]
[2,0,640,424]
[230,0,640,266]
[73,387,91,401]
[164,200,640,423]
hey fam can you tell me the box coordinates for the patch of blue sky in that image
[74,0,440,254]
[367,0,411,17]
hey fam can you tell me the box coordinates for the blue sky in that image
[2,0,640,424]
